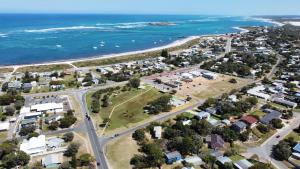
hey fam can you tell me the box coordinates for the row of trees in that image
[144,95,172,114]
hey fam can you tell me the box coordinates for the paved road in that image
[247,113,300,169]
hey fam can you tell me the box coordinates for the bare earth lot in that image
[176,74,252,99]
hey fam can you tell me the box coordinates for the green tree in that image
[79,153,94,166]
[146,95,172,114]
[203,154,216,169]
[271,119,284,129]
[132,129,145,142]
[64,143,80,157]
[62,132,74,142]
[272,140,292,160]
[249,163,271,169]
[128,77,141,88]
[161,50,169,58]
[141,143,165,168]
[2,150,30,168]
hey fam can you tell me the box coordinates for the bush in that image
[271,119,284,129]
[19,126,36,136]
[64,143,80,157]
[132,129,145,142]
[229,78,237,83]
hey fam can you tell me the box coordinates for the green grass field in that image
[88,86,163,131]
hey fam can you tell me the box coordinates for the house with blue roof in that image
[165,151,182,164]
[293,143,300,153]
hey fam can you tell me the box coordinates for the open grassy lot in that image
[106,135,139,169]
[0,131,7,142]
[73,38,201,67]
[88,86,164,132]
[16,64,72,73]
[248,127,276,146]
[176,74,252,99]
[101,86,163,130]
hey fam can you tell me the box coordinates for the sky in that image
[1,0,300,15]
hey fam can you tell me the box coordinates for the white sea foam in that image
[232,27,249,34]
[0,33,8,38]
[24,26,110,33]
[56,45,62,48]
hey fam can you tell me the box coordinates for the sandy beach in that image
[284,21,300,26]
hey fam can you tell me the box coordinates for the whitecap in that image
[0,33,8,38]
[93,46,98,50]
[188,18,218,22]
[56,45,62,48]
[24,26,110,33]
[115,45,120,48]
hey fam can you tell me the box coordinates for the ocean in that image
[0,14,274,65]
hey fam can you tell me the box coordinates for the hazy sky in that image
[1,0,300,15]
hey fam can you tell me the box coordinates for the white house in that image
[196,111,210,120]
[247,85,271,100]
[20,135,46,155]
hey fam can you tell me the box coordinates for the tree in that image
[272,140,292,160]
[161,50,169,58]
[229,78,237,84]
[191,120,213,136]
[4,106,15,116]
[59,114,77,128]
[146,95,172,114]
[48,121,59,130]
[62,132,74,142]
[128,77,141,88]
[202,154,216,169]
[257,124,269,134]
[270,119,284,129]
[27,132,39,139]
[141,143,165,168]
[59,162,72,169]
[79,153,94,166]
[132,129,145,142]
[19,125,36,136]
[223,162,234,169]
[64,143,80,157]
[2,150,30,168]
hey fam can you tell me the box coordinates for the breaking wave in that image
[24,26,111,33]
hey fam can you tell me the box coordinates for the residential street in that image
[247,112,300,169]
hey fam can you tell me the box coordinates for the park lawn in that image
[101,86,163,130]
[285,131,300,142]
[106,135,139,169]
[250,110,265,118]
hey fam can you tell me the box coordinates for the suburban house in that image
[42,153,63,168]
[153,126,162,139]
[206,134,225,149]
[202,71,218,80]
[20,135,46,155]
[234,159,254,169]
[184,156,203,166]
[20,118,37,128]
[247,85,270,100]
[260,109,282,125]
[8,81,22,91]
[45,114,63,124]
[272,98,298,109]
[240,116,258,128]
[23,83,33,92]
[165,151,182,164]
[196,111,210,120]
[217,156,232,166]
[47,137,65,149]
[232,121,247,132]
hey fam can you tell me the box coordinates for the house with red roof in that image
[241,115,258,128]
